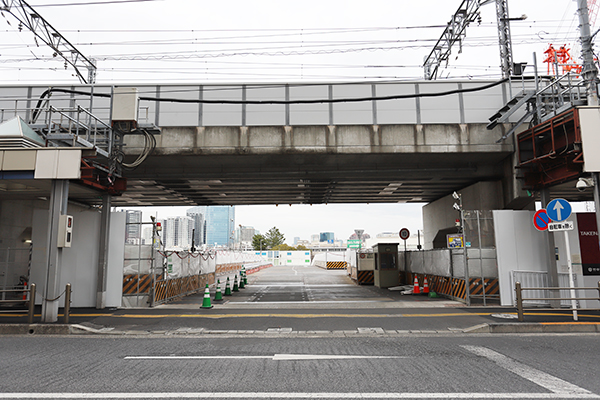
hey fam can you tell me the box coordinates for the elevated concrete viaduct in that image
[0,79,541,253]
[3,78,596,318]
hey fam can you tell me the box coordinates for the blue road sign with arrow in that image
[546,198,572,222]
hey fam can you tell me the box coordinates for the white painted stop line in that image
[124,354,406,361]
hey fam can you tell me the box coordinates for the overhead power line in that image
[0,0,96,83]
[31,0,162,7]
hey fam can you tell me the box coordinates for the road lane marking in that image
[0,392,599,398]
[77,312,489,319]
[124,354,406,361]
[461,345,592,395]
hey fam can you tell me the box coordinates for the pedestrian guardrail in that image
[0,283,36,324]
[515,281,600,322]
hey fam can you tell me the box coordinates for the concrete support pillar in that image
[41,180,69,323]
[96,193,111,309]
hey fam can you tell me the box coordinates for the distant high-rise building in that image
[293,237,300,246]
[239,226,256,242]
[205,206,235,247]
[236,225,257,250]
[186,206,206,246]
[125,210,142,244]
[320,232,334,243]
[163,216,194,249]
[142,226,153,245]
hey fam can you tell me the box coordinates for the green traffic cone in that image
[214,279,223,301]
[224,277,232,296]
[200,284,213,309]
[243,268,248,285]
[239,272,245,289]
[233,274,239,292]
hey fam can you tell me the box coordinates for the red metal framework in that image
[79,159,127,195]
[516,108,584,189]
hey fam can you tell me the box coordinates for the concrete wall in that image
[493,210,552,306]
[30,206,125,308]
[422,181,505,249]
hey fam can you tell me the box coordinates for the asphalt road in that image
[0,334,599,399]
[2,264,600,399]
[2,264,599,333]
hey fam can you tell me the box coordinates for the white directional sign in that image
[548,221,574,232]
[546,198,572,222]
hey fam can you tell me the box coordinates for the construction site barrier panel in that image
[408,273,499,302]
[245,263,274,274]
[154,274,212,304]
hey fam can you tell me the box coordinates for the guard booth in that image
[373,243,399,288]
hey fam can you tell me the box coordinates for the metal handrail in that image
[515,281,600,322]
[0,283,36,324]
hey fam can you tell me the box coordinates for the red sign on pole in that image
[533,209,550,231]
[399,228,410,240]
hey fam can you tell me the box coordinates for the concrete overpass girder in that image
[118,123,514,206]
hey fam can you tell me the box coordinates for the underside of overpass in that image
[119,149,510,207]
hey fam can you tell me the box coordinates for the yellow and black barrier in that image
[326,261,348,270]
[356,270,374,284]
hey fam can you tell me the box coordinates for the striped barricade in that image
[326,261,348,270]
[356,270,374,285]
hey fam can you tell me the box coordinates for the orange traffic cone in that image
[413,275,420,295]
[423,276,429,294]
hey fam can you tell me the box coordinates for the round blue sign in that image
[546,198,572,222]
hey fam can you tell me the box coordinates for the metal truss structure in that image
[424,0,514,80]
[0,0,96,84]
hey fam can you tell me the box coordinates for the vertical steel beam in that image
[96,193,111,309]
[41,179,69,323]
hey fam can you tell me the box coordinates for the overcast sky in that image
[1,0,593,243]
[0,0,585,83]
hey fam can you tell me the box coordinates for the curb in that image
[1,322,599,336]
[0,323,90,335]
[463,322,600,334]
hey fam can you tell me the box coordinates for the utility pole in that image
[496,0,514,78]
[577,0,600,251]
[578,0,599,106]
